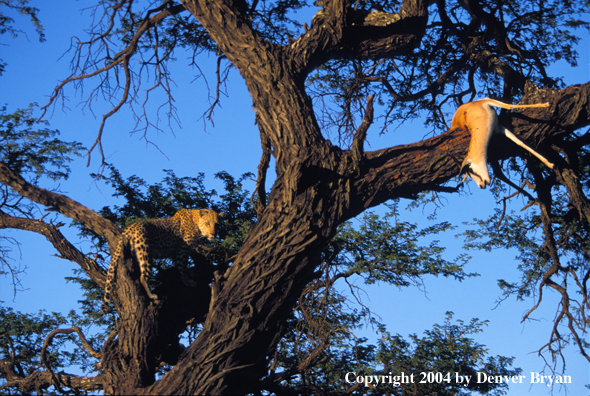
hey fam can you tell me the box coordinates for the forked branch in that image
[39,327,101,393]
[0,329,102,394]
[0,162,120,254]
[40,0,186,165]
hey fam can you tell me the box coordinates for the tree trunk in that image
[144,1,590,393]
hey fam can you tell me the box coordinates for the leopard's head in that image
[195,209,224,240]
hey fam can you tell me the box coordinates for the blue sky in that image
[0,1,589,394]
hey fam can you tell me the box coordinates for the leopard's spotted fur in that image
[101,209,222,313]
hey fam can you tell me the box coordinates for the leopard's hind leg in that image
[131,232,159,301]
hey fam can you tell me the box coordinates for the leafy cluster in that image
[334,202,474,287]
[373,313,520,396]
[0,105,84,186]
[0,0,45,76]
[0,306,99,395]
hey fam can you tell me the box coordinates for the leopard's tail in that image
[101,236,125,314]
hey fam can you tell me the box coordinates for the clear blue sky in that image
[0,1,588,394]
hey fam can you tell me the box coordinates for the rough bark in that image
[142,0,590,393]
[0,367,104,395]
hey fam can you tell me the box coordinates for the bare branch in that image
[41,1,186,164]
[520,161,590,365]
[288,0,430,72]
[205,55,228,126]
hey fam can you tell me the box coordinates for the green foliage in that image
[334,201,475,287]
[0,105,84,184]
[0,306,66,375]
[0,0,45,75]
[273,282,379,393]
[95,166,216,223]
[373,312,520,396]
[274,307,520,395]
[0,0,44,40]
[462,207,548,300]
[0,305,99,390]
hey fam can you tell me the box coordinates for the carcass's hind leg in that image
[502,129,554,169]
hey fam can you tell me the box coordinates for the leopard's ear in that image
[218,212,225,218]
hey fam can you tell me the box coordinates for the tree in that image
[1,0,589,394]
[1,164,519,395]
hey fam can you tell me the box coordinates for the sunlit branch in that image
[0,162,120,253]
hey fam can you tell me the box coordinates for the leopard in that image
[101,209,223,313]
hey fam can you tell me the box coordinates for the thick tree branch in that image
[0,369,103,394]
[180,0,269,69]
[350,82,590,214]
[337,0,430,59]
[288,0,430,74]
[0,210,107,286]
[352,125,468,209]
[0,162,120,250]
